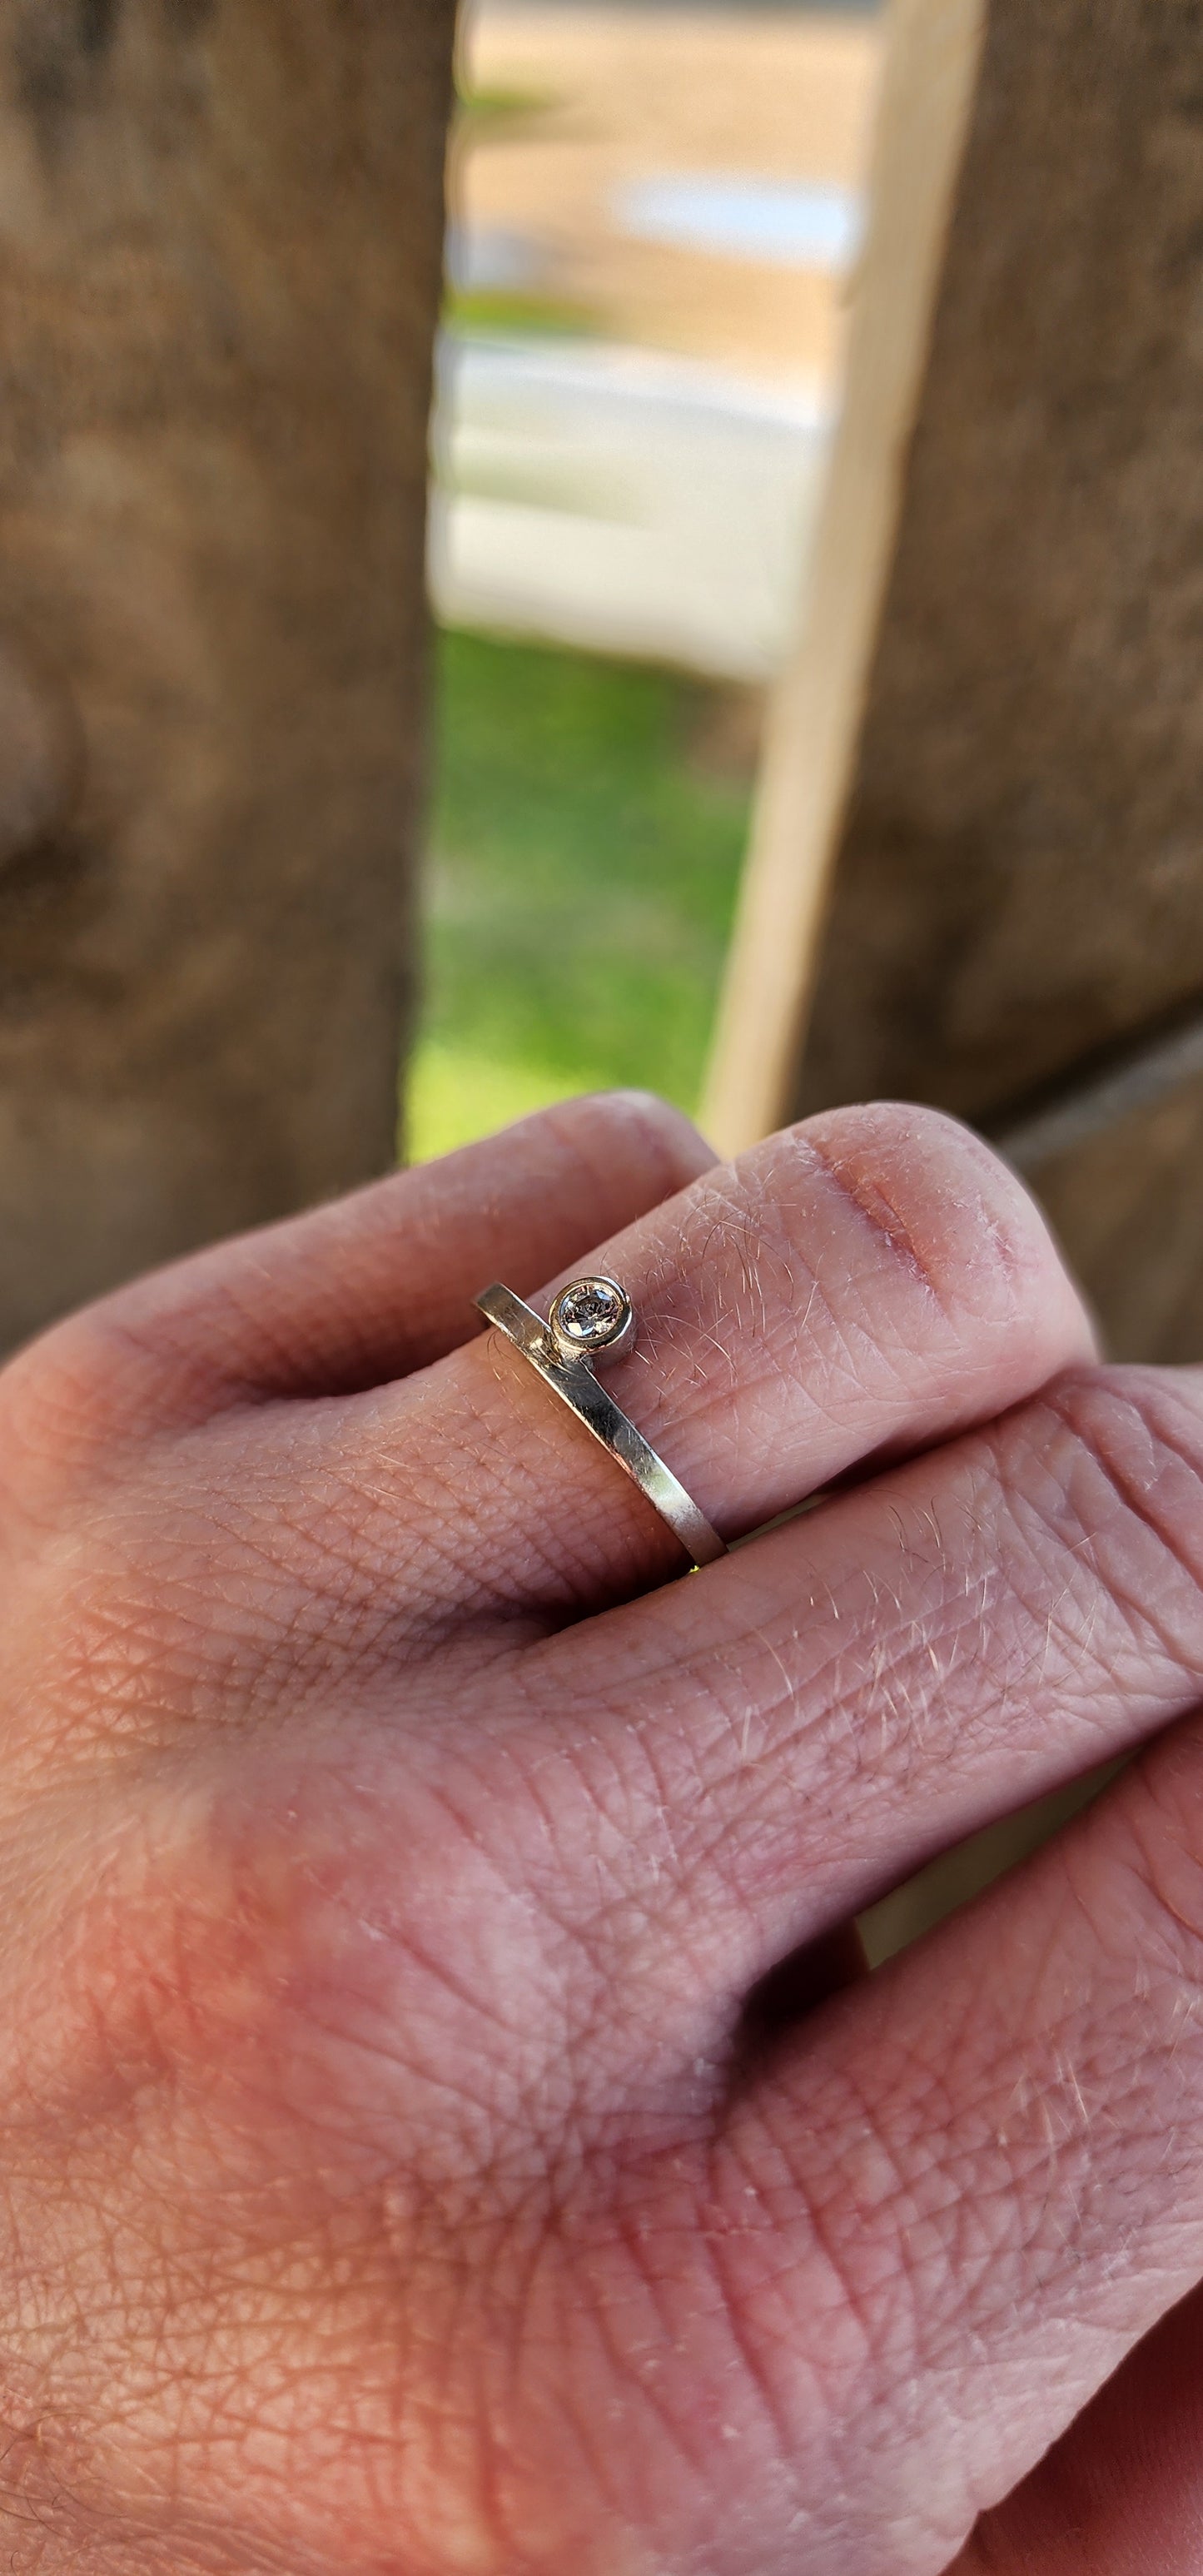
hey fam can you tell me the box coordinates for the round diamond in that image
[550,1276,632,1355]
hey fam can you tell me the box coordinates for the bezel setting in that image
[547,1276,636,1365]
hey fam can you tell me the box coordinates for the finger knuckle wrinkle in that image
[787,1102,1050,1334]
[1043,1369,1203,1668]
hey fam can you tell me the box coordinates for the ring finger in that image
[264,1102,1094,1627]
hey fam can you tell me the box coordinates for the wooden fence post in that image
[0,0,455,1350]
[705,0,1203,1365]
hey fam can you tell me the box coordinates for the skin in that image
[2,1087,1203,2571]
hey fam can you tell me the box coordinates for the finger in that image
[0,1092,710,1460]
[948,2280,1203,2573]
[517,1362,1203,1980]
[308,1104,1094,1619]
[700,1718,1203,2576]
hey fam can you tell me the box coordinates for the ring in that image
[474,1276,727,1571]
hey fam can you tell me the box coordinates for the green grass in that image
[442,286,597,341]
[454,78,554,132]
[406,630,755,1163]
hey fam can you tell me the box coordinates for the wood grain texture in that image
[0,0,455,1349]
[792,0,1203,1150]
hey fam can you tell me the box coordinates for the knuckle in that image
[53,1746,621,2251]
[789,1100,1077,1336]
[1037,1365,1203,1678]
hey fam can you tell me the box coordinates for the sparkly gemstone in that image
[550,1276,631,1353]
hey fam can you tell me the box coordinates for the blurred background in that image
[414,0,882,1159]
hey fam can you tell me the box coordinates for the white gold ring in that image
[474,1275,727,1571]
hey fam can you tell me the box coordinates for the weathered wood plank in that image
[1003,1070,1203,1363]
[708,0,1203,1360]
[793,0,1203,1151]
[0,0,455,1350]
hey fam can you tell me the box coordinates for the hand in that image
[2,1090,1202,2574]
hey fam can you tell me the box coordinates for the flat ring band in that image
[474,1277,726,1570]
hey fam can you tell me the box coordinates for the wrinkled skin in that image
[2,1090,1203,2573]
